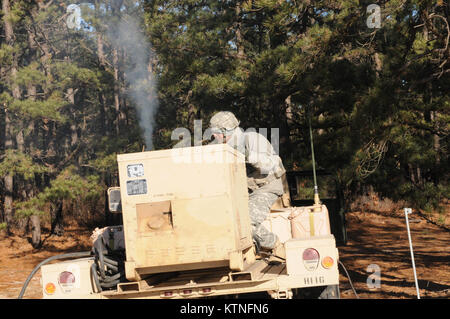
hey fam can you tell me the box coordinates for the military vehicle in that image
[17,142,350,300]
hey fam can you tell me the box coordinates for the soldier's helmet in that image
[209,111,240,136]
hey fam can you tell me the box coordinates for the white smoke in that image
[107,12,158,150]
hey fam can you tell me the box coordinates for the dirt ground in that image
[338,208,450,299]
[0,208,448,299]
[0,227,93,299]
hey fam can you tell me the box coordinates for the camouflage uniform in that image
[209,115,285,251]
[229,128,285,250]
[248,192,280,249]
[210,112,286,250]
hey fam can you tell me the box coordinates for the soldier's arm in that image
[246,133,279,175]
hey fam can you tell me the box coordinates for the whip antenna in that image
[308,106,321,208]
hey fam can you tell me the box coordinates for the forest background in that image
[0,0,448,248]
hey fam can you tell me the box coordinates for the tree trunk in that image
[3,109,13,234]
[30,215,41,248]
[430,110,440,185]
[3,174,13,234]
[374,52,382,78]
[110,0,124,135]
[50,201,64,236]
[26,51,41,246]
[26,84,37,152]
[67,87,78,148]
[15,103,26,232]
[32,4,53,95]
[235,2,246,60]
[113,47,121,135]
[96,20,109,134]
[279,95,293,162]
[408,163,416,185]
[2,0,20,234]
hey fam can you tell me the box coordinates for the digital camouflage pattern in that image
[209,111,240,136]
[209,112,286,250]
[248,192,279,249]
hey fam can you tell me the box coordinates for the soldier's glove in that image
[247,177,259,191]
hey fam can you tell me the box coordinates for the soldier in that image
[209,111,286,259]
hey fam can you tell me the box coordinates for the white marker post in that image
[404,208,420,299]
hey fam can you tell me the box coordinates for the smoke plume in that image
[107,13,158,150]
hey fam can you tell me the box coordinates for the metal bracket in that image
[269,289,293,299]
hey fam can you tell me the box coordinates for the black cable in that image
[103,262,119,273]
[20,228,126,298]
[103,256,119,266]
[102,272,123,283]
[100,279,122,288]
[93,241,106,279]
[90,233,126,292]
[90,262,102,293]
[18,251,92,299]
[90,253,124,292]
[338,260,359,299]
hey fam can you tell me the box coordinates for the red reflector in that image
[200,287,213,295]
[303,248,319,261]
[58,271,75,284]
[303,248,320,271]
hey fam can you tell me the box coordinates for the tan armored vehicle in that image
[28,144,342,299]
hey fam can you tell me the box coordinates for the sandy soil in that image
[338,209,450,299]
[0,208,448,299]
[0,227,93,299]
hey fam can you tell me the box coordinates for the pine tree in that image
[144,0,448,211]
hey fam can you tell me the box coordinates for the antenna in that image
[308,106,321,210]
